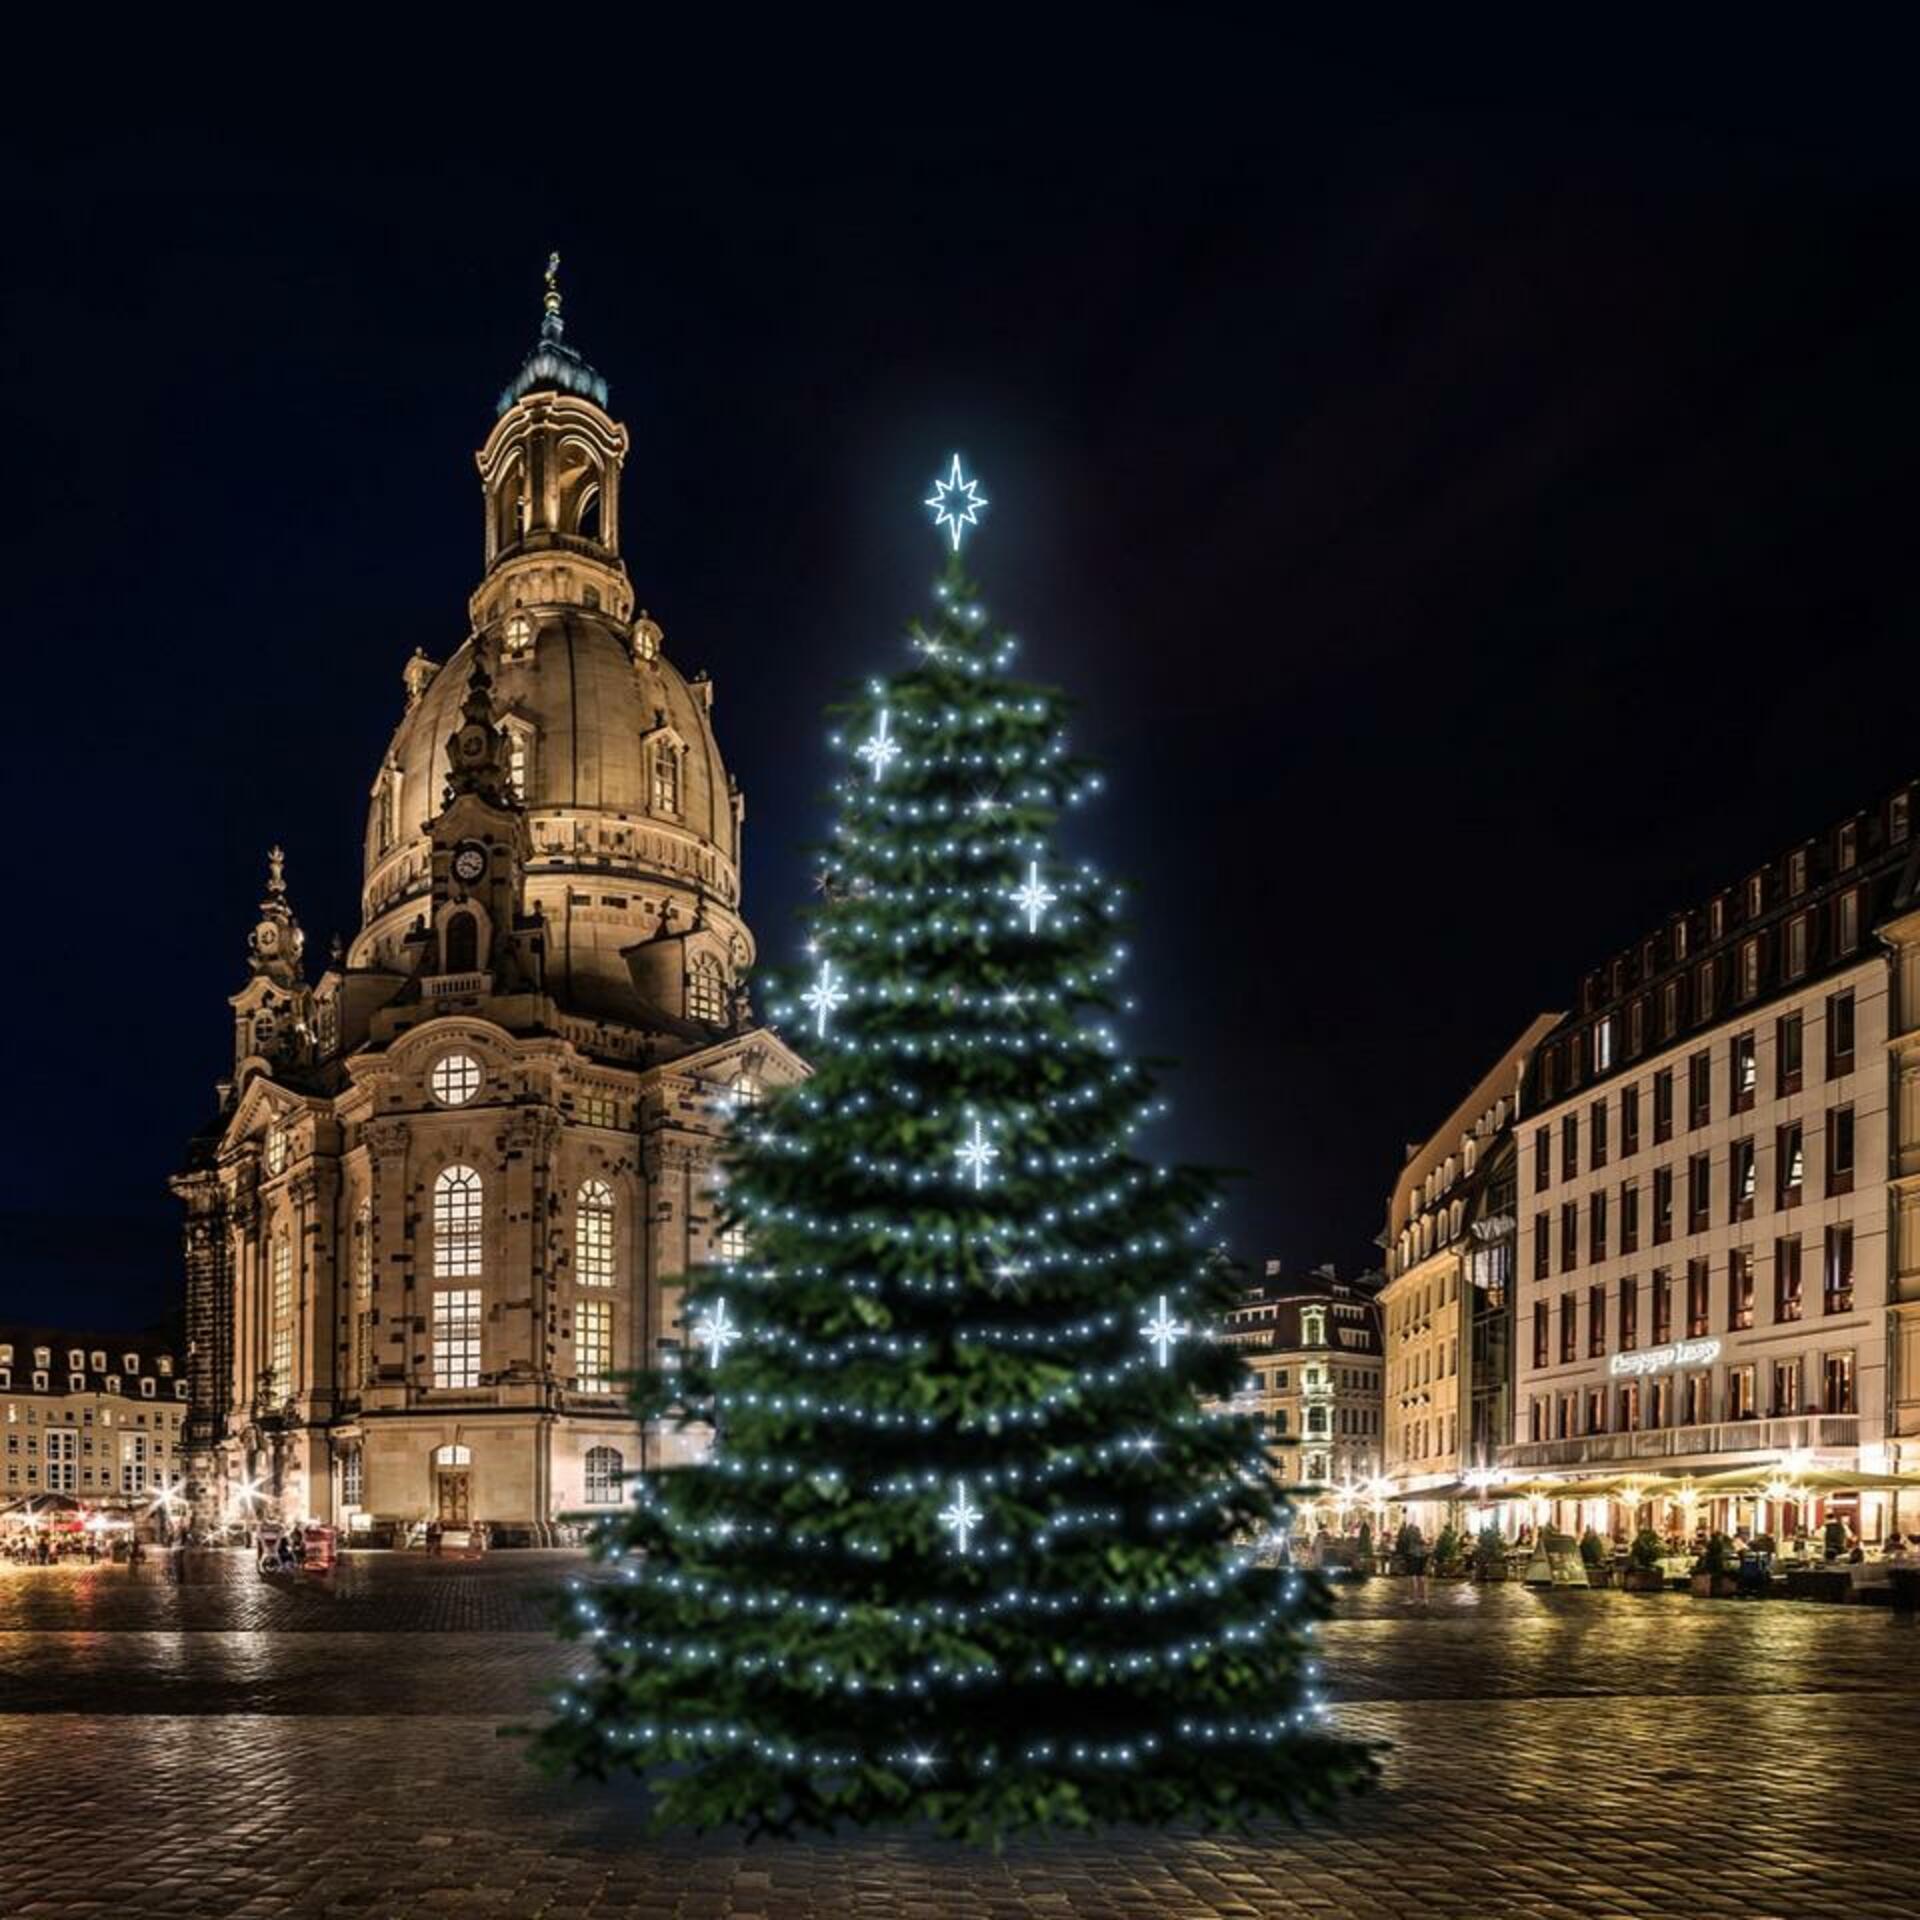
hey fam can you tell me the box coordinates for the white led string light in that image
[542,471,1340,1813]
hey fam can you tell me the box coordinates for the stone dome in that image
[351,609,748,1022]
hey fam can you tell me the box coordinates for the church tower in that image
[176,262,802,1539]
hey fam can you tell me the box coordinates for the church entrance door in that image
[436,1470,471,1525]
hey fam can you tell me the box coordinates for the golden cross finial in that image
[543,251,562,317]
[267,845,286,896]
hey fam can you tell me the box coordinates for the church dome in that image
[354,612,747,1022]
[348,269,750,1024]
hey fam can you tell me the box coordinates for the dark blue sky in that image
[3,28,1918,1331]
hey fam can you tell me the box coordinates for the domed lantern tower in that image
[175,261,802,1540]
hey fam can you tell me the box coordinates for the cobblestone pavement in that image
[1,1552,1914,1918]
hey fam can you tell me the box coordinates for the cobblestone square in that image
[0,1551,1912,1919]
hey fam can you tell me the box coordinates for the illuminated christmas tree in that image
[534,459,1373,1837]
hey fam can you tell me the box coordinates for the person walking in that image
[1404,1523,1430,1602]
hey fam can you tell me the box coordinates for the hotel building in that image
[1218,1263,1383,1488]
[0,1328,189,1517]
[1380,1017,1557,1508]
[1509,781,1919,1512]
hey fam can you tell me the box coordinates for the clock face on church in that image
[451,842,488,884]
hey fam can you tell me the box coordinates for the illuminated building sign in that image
[1608,1338,1721,1379]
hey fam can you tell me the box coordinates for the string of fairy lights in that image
[549,453,1331,1786]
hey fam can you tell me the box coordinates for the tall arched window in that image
[269,1233,293,1401]
[576,1179,615,1286]
[375,775,395,855]
[729,1070,763,1110]
[688,955,726,1024]
[651,740,682,815]
[352,1203,374,1389]
[433,1166,483,1279]
[584,1445,622,1504]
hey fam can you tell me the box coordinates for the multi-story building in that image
[173,268,802,1540]
[1379,1017,1557,1511]
[1509,781,1919,1533]
[0,1328,189,1519]
[1218,1263,1384,1487]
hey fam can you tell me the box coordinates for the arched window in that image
[433,1443,471,1467]
[576,1179,615,1286]
[433,1166,483,1280]
[444,910,479,975]
[576,484,601,542]
[506,725,532,801]
[502,611,534,659]
[651,740,682,815]
[1301,1308,1326,1348]
[584,1445,622,1504]
[375,776,395,856]
[729,1070,763,1111]
[688,955,726,1024]
[269,1233,293,1400]
[353,1203,374,1389]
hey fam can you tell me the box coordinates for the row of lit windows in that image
[426,1287,616,1397]
[0,1370,182,1399]
[1530,1233,1856,1368]
[1548,871,1887,1098]
[1536,997,1856,1193]
[1528,1350,1857,1441]
[1393,1411,1457,1465]
[1532,1108,1857,1278]
[0,1344,172,1377]
[1392,1337,1460,1396]
[1576,794,1908,1016]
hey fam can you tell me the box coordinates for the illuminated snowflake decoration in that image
[955,1115,1001,1190]
[1141,1294,1190,1369]
[691,1296,741,1367]
[1011,859,1058,934]
[938,1479,983,1555]
[924,453,989,552]
[856,708,901,783]
[802,959,848,1038]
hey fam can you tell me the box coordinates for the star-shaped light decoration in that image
[955,1115,1000,1191]
[802,959,848,1038]
[925,453,989,552]
[1141,1294,1190,1369]
[691,1296,742,1367]
[856,708,901,783]
[1011,860,1058,934]
[938,1479,983,1555]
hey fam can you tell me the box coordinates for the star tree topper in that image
[925,453,988,552]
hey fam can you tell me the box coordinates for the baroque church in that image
[173,267,802,1540]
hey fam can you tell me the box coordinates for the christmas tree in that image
[534,459,1374,1838]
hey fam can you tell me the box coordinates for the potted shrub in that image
[1622,1527,1666,1592]
[1579,1529,1612,1587]
[1473,1523,1509,1582]
[1433,1523,1462,1578]
[1691,1531,1739,1598]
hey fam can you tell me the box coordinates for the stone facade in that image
[175,281,802,1540]
[1506,783,1918,1525]
[1379,1017,1555,1508]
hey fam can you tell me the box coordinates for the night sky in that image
[4,35,1918,1332]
